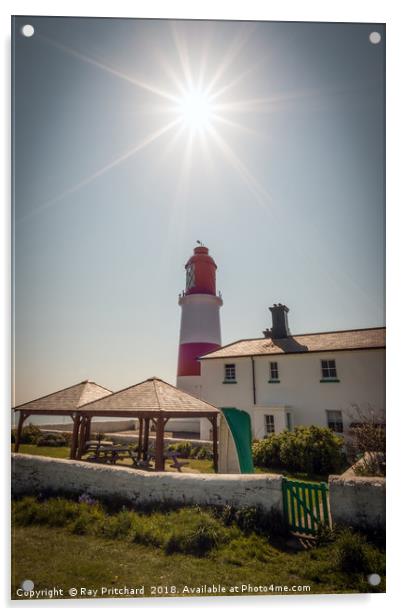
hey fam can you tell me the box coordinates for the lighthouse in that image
[177,244,223,398]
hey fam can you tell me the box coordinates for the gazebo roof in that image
[79,377,219,416]
[14,380,112,413]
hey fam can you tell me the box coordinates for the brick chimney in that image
[263,303,290,339]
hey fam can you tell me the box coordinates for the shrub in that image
[333,529,383,574]
[166,521,221,556]
[167,441,212,460]
[70,510,98,535]
[36,432,67,447]
[346,405,386,476]
[189,445,201,458]
[195,447,213,460]
[221,534,274,566]
[12,497,79,527]
[12,497,43,525]
[167,441,193,458]
[252,434,282,468]
[101,510,133,539]
[213,505,288,538]
[252,426,343,475]
[11,423,42,445]
[43,498,80,526]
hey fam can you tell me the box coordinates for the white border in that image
[2,1,401,614]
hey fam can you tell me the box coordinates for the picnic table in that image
[85,443,137,466]
[85,442,190,472]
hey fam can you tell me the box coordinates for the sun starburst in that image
[22,23,281,223]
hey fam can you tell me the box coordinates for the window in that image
[326,410,343,433]
[264,415,275,435]
[321,359,338,380]
[269,361,279,382]
[286,412,292,431]
[224,364,236,383]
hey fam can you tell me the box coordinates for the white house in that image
[198,304,385,441]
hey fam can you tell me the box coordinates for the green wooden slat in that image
[320,482,330,526]
[301,485,307,533]
[289,484,296,529]
[309,485,317,533]
[296,484,303,531]
[314,486,322,526]
[283,478,289,526]
[308,486,314,533]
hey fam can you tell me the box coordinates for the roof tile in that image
[14,381,112,412]
[200,327,385,359]
[80,377,218,414]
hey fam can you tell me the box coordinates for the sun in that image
[177,89,213,132]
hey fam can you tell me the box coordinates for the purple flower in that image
[78,493,98,506]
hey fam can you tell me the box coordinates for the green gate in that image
[282,478,330,535]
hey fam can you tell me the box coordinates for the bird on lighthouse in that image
[176,244,223,399]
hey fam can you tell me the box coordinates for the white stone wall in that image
[199,349,385,438]
[329,475,385,531]
[38,419,137,433]
[12,454,283,513]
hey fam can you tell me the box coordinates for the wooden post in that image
[77,416,89,459]
[137,417,143,460]
[142,417,150,460]
[70,414,81,459]
[211,415,219,473]
[84,416,91,442]
[155,416,165,471]
[14,412,27,453]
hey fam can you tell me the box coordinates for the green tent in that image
[219,407,254,474]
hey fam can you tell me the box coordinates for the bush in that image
[13,497,79,527]
[36,433,67,447]
[167,442,213,460]
[214,505,288,538]
[195,447,213,460]
[11,423,42,445]
[165,521,222,556]
[333,529,383,574]
[167,441,193,458]
[101,510,133,539]
[346,405,386,476]
[252,434,282,468]
[252,426,343,475]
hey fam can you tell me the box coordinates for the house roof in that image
[199,327,385,360]
[79,377,219,415]
[14,380,112,412]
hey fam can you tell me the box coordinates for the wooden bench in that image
[167,453,189,472]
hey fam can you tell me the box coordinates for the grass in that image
[11,496,385,599]
[17,445,71,459]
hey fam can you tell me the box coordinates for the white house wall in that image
[199,349,385,438]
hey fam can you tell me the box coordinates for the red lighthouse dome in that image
[185,246,217,296]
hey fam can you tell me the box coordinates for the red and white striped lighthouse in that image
[177,244,223,397]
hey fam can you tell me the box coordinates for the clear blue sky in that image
[13,17,385,405]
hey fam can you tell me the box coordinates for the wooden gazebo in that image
[13,380,112,452]
[13,377,220,472]
[78,377,220,472]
